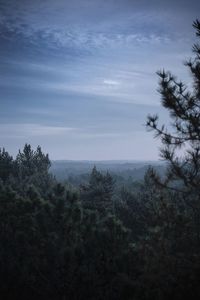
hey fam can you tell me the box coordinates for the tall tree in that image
[16,144,51,179]
[0,148,13,182]
[146,20,200,197]
[15,144,52,196]
[142,20,200,299]
[80,166,114,215]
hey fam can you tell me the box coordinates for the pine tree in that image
[80,166,114,215]
[143,21,200,299]
[16,144,51,179]
[0,148,14,182]
[146,20,200,197]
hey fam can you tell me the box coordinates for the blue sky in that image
[0,0,199,160]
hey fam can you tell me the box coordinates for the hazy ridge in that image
[50,160,165,182]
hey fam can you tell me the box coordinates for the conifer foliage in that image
[146,20,200,195]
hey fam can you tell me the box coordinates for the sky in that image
[0,0,199,160]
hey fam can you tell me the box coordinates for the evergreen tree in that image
[81,166,114,215]
[142,20,200,299]
[0,148,14,182]
[16,144,51,180]
[146,20,200,197]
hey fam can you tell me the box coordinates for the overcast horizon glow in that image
[0,0,199,160]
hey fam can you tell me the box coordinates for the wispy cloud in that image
[103,79,120,86]
[0,123,76,138]
[0,19,172,54]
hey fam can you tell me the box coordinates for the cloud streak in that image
[0,123,76,138]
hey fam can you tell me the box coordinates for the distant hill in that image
[50,160,165,184]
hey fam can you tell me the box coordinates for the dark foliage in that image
[146,20,200,196]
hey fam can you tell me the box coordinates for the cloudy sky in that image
[0,0,199,160]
